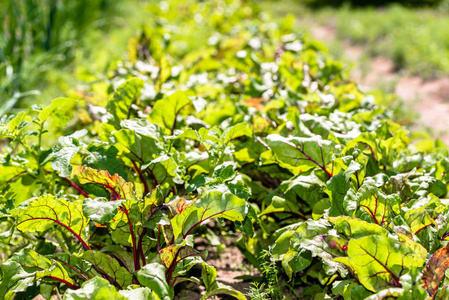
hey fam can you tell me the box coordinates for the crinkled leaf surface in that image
[0,249,74,298]
[83,197,125,225]
[326,161,361,217]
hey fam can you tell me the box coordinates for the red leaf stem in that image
[44,169,89,198]
[53,257,90,281]
[132,160,149,195]
[45,276,78,290]
[121,206,140,271]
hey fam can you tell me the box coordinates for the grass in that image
[262,0,449,78]
[324,5,449,78]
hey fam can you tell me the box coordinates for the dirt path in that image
[311,23,449,144]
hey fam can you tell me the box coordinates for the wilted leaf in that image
[423,244,449,297]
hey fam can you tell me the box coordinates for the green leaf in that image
[355,183,401,226]
[80,250,133,289]
[271,231,295,260]
[150,91,192,132]
[222,122,251,145]
[260,196,306,219]
[53,253,92,280]
[39,98,76,124]
[119,287,155,300]
[64,277,126,300]
[404,207,437,236]
[171,190,248,239]
[141,154,179,185]
[212,162,236,182]
[12,195,89,249]
[326,161,361,217]
[281,248,313,278]
[201,282,247,300]
[328,216,389,239]
[51,146,80,177]
[136,263,174,300]
[267,134,336,176]
[344,235,426,292]
[120,119,162,140]
[82,197,125,225]
[282,169,327,208]
[200,263,246,300]
[101,245,136,274]
[0,249,75,299]
[0,260,37,298]
[107,78,144,128]
[83,144,127,179]
[113,128,163,163]
[201,262,217,291]
[1,112,29,138]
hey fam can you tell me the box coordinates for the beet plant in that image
[2,0,449,299]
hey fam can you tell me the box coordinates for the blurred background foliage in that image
[263,0,449,78]
[0,0,145,114]
[1,0,449,118]
[302,0,445,8]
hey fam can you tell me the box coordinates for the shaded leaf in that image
[80,250,133,289]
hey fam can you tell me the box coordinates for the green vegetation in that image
[326,5,449,77]
[302,0,444,8]
[2,0,449,299]
[0,0,143,114]
[264,0,449,78]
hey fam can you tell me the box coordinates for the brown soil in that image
[174,237,258,299]
[175,243,256,299]
[312,22,449,144]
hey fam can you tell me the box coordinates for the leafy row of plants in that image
[2,0,449,299]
